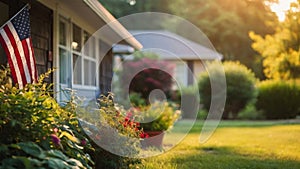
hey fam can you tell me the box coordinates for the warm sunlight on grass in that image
[132,120,300,169]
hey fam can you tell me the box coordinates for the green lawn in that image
[132,120,300,169]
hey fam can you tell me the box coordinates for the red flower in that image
[51,134,60,146]
[135,122,140,127]
[140,132,149,138]
[81,139,87,146]
[124,117,130,122]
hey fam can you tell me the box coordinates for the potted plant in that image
[132,101,181,148]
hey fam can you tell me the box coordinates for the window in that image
[73,53,82,84]
[59,21,66,46]
[58,18,71,85]
[83,31,97,86]
[58,16,98,89]
[59,48,68,84]
[72,24,82,52]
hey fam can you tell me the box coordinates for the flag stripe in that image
[29,39,38,82]
[3,25,27,86]
[0,35,19,86]
[25,38,37,83]
[0,27,24,88]
[7,22,31,83]
[21,39,31,81]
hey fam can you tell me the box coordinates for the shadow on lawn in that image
[171,146,300,169]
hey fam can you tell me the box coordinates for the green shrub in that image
[0,68,94,168]
[77,93,143,168]
[256,80,300,119]
[198,61,257,119]
[0,67,144,168]
[237,102,265,120]
[129,92,146,106]
[197,110,208,120]
[130,102,181,131]
[0,142,90,169]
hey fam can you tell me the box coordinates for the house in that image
[0,0,142,101]
[116,30,222,87]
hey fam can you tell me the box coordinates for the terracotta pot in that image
[141,131,165,149]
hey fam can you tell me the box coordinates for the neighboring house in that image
[120,30,222,87]
[0,0,142,101]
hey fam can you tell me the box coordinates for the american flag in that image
[0,5,37,89]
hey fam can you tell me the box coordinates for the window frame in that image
[58,15,99,90]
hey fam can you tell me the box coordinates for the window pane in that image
[73,54,82,84]
[72,24,81,51]
[59,48,68,84]
[84,59,96,86]
[83,31,90,56]
[59,21,66,46]
[83,31,96,58]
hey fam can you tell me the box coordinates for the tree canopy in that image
[250,0,300,80]
[99,0,170,19]
[169,0,277,78]
[100,0,278,78]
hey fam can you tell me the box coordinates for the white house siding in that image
[173,60,188,88]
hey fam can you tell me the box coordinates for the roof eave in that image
[83,0,142,50]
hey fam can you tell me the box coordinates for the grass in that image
[132,120,300,169]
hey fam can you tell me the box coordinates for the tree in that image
[99,0,170,19]
[100,0,278,78]
[169,0,277,78]
[121,57,175,101]
[250,0,300,80]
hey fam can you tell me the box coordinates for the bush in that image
[256,80,300,119]
[0,67,143,168]
[198,61,257,119]
[77,93,143,168]
[237,102,265,120]
[135,102,181,131]
[0,68,94,168]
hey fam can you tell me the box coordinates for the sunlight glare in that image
[270,0,297,21]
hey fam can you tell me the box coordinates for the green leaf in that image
[12,156,43,169]
[17,142,45,159]
[0,144,9,154]
[66,158,84,168]
[46,150,68,161]
[47,158,71,169]
[0,158,24,169]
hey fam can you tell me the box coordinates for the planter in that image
[140,131,165,149]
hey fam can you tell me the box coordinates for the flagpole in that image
[0,3,30,30]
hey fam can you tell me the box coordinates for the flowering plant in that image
[130,102,181,132]
[0,67,94,168]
